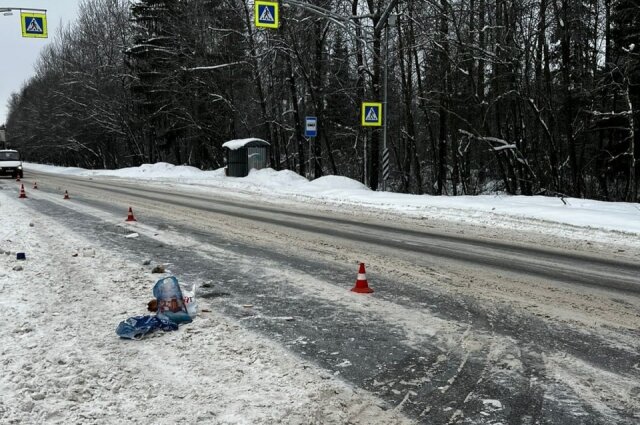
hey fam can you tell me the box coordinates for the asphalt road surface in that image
[6,171,640,424]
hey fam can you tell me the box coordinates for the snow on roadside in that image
[0,190,411,424]
[24,163,640,242]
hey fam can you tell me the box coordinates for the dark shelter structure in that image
[222,138,270,177]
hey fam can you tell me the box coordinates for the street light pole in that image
[382,14,397,192]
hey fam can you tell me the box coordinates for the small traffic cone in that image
[63,190,70,200]
[351,262,374,293]
[18,184,27,199]
[33,181,38,189]
[125,207,137,222]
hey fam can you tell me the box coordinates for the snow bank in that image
[24,162,640,236]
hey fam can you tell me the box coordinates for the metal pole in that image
[0,7,47,13]
[364,133,367,186]
[309,138,313,180]
[382,22,389,192]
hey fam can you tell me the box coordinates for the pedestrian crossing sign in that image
[21,12,48,38]
[255,1,279,29]
[361,102,382,127]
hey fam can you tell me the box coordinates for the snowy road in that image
[25,171,640,292]
[2,171,640,424]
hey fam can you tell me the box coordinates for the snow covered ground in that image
[0,185,412,424]
[1,163,639,424]
[24,162,640,243]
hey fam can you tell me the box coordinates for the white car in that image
[0,150,23,179]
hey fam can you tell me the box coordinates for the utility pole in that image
[382,14,397,191]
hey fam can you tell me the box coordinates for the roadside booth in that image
[222,138,270,177]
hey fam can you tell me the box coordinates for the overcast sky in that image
[0,1,81,125]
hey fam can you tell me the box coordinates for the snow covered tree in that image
[5,0,639,202]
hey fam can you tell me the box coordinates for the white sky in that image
[0,0,81,124]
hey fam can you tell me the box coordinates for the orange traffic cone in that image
[18,184,27,199]
[351,262,374,293]
[63,190,70,200]
[33,181,38,189]
[126,207,137,222]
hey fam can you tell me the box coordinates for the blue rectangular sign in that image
[305,116,317,137]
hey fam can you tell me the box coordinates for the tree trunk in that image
[437,0,449,195]
[285,54,305,177]
[353,0,366,185]
[398,13,417,193]
[556,0,580,196]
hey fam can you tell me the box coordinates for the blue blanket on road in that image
[116,315,178,340]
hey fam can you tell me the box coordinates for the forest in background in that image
[5,0,640,201]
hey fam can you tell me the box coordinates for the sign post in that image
[382,15,398,191]
[361,103,381,188]
[382,147,390,183]
[305,116,317,179]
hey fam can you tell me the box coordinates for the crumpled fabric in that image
[116,315,178,340]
